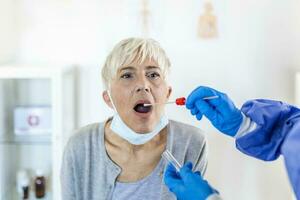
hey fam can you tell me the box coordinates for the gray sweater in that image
[60,119,207,200]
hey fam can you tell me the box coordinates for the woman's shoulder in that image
[65,122,105,152]
[62,122,111,184]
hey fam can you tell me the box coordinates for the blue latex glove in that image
[186,86,243,137]
[164,162,215,200]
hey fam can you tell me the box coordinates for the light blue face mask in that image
[107,91,169,145]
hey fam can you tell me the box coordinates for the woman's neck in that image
[104,118,167,182]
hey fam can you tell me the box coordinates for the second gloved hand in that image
[186,86,243,137]
[164,162,215,200]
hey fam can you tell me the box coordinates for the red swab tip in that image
[175,97,186,105]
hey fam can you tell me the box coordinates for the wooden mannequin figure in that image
[198,1,218,39]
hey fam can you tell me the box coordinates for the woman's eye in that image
[147,72,160,79]
[121,73,132,79]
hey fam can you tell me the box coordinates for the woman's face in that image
[103,58,172,133]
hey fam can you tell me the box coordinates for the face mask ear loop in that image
[107,85,117,113]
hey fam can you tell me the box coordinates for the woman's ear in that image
[102,90,114,109]
[166,86,172,100]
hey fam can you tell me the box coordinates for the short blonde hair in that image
[101,37,171,89]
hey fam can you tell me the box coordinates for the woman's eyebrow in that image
[120,66,136,72]
[145,66,160,70]
[119,66,160,72]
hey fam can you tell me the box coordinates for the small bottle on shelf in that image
[34,169,46,198]
[17,170,30,200]
[21,179,30,200]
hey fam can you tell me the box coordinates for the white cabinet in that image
[0,65,75,200]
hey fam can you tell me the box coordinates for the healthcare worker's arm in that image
[186,86,300,199]
[236,99,300,199]
[235,99,299,160]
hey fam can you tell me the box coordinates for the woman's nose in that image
[136,86,150,93]
[135,76,150,93]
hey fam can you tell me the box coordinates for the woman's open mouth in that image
[133,100,153,114]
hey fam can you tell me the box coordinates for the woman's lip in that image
[133,109,152,118]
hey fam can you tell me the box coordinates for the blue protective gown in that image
[236,99,300,199]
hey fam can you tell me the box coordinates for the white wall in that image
[0,0,18,63]
[3,0,300,199]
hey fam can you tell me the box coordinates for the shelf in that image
[2,186,52,200]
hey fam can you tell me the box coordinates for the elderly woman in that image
[61,38,207,200]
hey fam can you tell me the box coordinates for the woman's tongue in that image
[134,104,151,113]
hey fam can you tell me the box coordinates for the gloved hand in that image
[186,86,243,137]
[164,162,215,200]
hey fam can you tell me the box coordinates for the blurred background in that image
[1,0,300,199]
